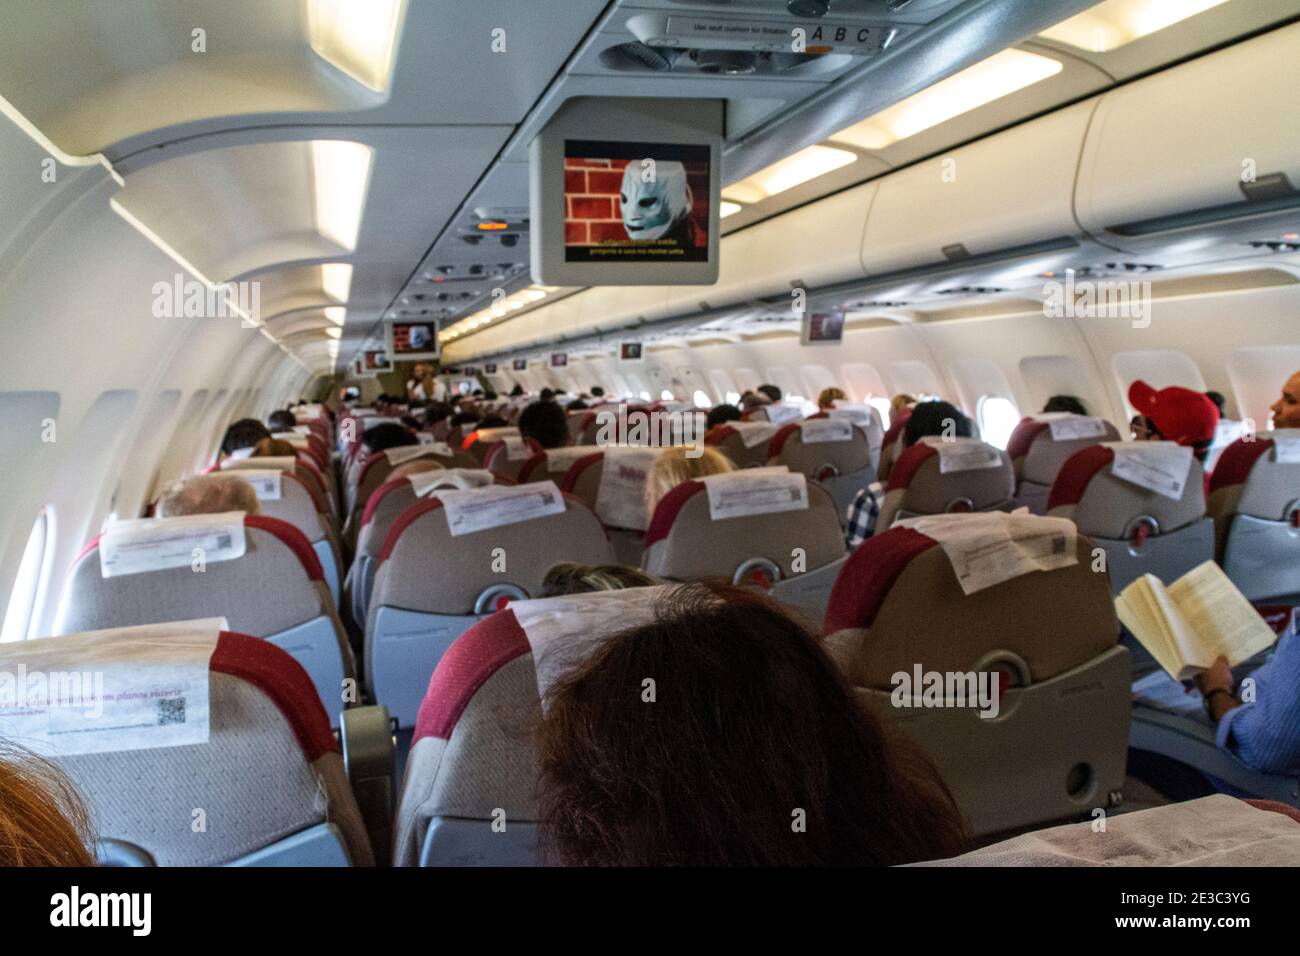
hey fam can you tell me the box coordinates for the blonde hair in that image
[817,387,847,409]
[540,563,658,598]
[252,437,297,458]
[645,446,734,516]
[0,742,94,866]
[890,394,916,413]
[157,474,261,517]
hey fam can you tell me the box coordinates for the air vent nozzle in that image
[691,48,758,75]
[602,41,683,72]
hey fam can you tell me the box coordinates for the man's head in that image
[1127,380,1219,460]
[706,403,742,430]
[756,384,782,403]
[904,401,972,446]
[590,386,605,399]
[518,400,569,450]
[157,475,260,518]
[540,388,555,403]
[1042,395,1087,416]
[1271,371,1300,429]
[267,410,297,433]
[362,422,418,455]
[220,418,271,457]
[740,392,771,412]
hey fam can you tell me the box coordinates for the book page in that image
[1115,576,1185,680]
[1166,561,1278,668]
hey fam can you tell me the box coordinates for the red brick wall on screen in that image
[564,158,709,246]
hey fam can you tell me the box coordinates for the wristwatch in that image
[1203,687,1233,718]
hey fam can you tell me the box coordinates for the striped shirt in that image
[1217,631,1300,776]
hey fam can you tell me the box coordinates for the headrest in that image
[917,795,1300,867]
[643,472,844,581]
[413,586,673,745]
[221,455,295,473]
[97,512,250,578]
[1006,414,1120,484]
[708,420,781,450]
[59,516,325,638]
[883,439,1014,513]
[768,420,873,478]
[408,468,495,497]
[375,490,614,614]
[1048,443,1206,538]
[823,521,1117,688]
[1209,432,1300,520]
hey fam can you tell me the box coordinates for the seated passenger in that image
[706,403,742,430]
[890,393,916,416]
[267,409,298,432]
[565,399,589,412]
[1127,380,1219,464]
[539,388,555,403]
[250,437,297,458]
[538,562,658,598]
[644,446,734,515]
[535,583,968,866]
[363,422,418,456]
[156,474,261,517]
[740,392,771,412]
[845,400,972,549]
[1041,394,1088,416]
[817,387,847,411]
[1205,390,1228,418]
[509,384,525,397]
[0,743,94,866]
[219,418,271,459]
[757,384,782,404]
[1271,369,1300,428]
[590,386,605,400]
[1194,639,1300,777]
[518,400,569,450]
[423,401,453,433]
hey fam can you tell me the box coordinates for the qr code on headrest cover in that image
[156,697,186,726]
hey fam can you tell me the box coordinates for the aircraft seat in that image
[822,519,1130,837]
[557,447,664,565]
[917,795,1300,866]
[1207,432,1300,604]
[462,426,521,465]
[1006,415,1121,514]
[767,418,876,518]
[705,421,781,468]
[876,405,913,483]
[482,434,541,482]
[1047,442,1212,595]
[876,438,1015,530]
[248,469,343,607]
[42,628,377,866]
[394,586,669,866]
[641,470,847,622]
[344,443,473,546]
[55,515,354,727]
[365,484,615,727]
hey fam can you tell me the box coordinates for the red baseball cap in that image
[1128,380,1220,445]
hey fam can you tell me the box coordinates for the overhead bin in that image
[1075,22,1300,255]
[861,100,1094,277]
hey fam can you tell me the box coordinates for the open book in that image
[1115,561,1278,681]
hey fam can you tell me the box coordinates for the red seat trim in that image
[361,477,411,528]
[1208,437,1274,494]
[1005,418,1048,465]
[211,631,337,762]
[1046,445,1115,511]
[884,442,937,492]
[413,609,530,743]
[644,480,706,549]
[766,423,801,460]
[560,453,605,494]
[244,515,325,581]
[824,527,939,633]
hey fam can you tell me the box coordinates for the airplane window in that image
[639,391,651,402]
[977,395,1020,449]
[660,390,675,401]
[1,509,49,643]
[725,391,740,405]
[867,396,892,430]
[693,390,711,408]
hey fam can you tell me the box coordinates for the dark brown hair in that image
[0,743,95,866]
[536,583,969,866]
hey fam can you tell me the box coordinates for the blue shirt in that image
[1217,631,1300,776]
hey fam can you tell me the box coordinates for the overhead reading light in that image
[321,263,353,304]
[720,201,743,218]
[827,49,1062,151]
[312,140,373,251]
[1038,0,1232,53]
[722,145,856,204]
[308,0,406,93]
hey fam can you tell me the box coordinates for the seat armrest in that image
[340,704,396,863]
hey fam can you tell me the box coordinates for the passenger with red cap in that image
[1127,380,1220,493]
